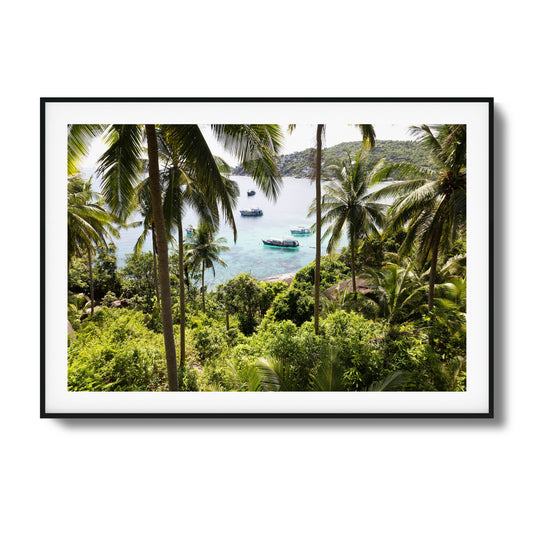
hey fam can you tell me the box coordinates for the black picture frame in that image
[41,97,493,418]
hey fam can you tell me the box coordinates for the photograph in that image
[42,98,492,416]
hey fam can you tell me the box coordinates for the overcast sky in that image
[81,124,414,169]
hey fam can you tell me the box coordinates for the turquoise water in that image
[113,176,391,288]
[116,176,329,287]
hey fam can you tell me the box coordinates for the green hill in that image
[232,139,436,178]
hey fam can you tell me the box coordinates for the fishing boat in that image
[247,189,256,196]
[262,237,299,248]
[240,207,263,216]
[290,226,311,235]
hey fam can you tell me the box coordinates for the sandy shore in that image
[261,272,296,286]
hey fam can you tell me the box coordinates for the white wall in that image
[0,1,527,531]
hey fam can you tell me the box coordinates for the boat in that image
[290,226,311,235]
[240,207,263,216]
[247,189,256,196]
[185,225,195,235]
[262,237,299,248]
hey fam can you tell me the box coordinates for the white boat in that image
[185,225,195,235]
[290,226,311,235]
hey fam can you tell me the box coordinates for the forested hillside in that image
[233,140,437,178]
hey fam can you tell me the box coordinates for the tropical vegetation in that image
[67,123,467,392]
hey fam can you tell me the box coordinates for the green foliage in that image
[120,252,158,313]
[177,365,199,391]
[257,281,288,316]
[189,313,228,362]
[322,311,386,390]
[102,291,118,307]
[68,308,167,391]
[251,321,325,390]
[380,324,452,391]
[233,140,437,178]
[425,306,466,362]
[92,245,121,300]
[216,273,263,334]
[68,256,89,294]
[292,255,350,292]
[267,287,314,326]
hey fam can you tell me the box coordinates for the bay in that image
[112,176,391,288]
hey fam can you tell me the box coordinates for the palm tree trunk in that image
[201,261,205,314]
[151,224,160,308]
[176,218,187,369]
[314,125,324,335]
[146,124,179,391]
[87,246,94,316]
[350,241,357,299]
[428,220,444,313]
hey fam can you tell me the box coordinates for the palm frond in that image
[96,124,145,220]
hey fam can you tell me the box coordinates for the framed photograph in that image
[41,97,493,418]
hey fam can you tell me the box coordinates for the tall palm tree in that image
[132,177,178,309]
[67,175,117,314]
[96,124,283,389]
[310,124,376,334]
[370,124,466,311]
[309,149,386,297]
[158,131,237,368]
[184,223,230,313]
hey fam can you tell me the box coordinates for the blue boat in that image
[262,237,299,248]
[240,207,263,216]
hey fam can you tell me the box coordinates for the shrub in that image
[189,313,228,362]
[267,287,314,326]
[292,255,350,292]
[322,311,386,390]
[68,308,167,391]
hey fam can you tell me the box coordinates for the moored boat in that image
[247,189,256,196]
[262,237,299,248]
[290,226,311,235]
[240,207,263,216]
[185,225,195,235]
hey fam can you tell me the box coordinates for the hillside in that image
[232,139,437,178]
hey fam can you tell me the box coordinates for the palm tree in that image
[361,261,427,323]
[67,175,117,315]
[370,124,466,312]
[132,177,179,309]
[309,149,386,297]
[95,124,283,389]
[309,125,376,334]
[157,132,237,368]
[184,223,230,313]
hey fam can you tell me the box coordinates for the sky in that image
[81,124,414,170]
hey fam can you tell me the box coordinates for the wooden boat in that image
[262,237,299,248]
[240,207,263,216]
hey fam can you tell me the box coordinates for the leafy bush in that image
[267,287,314,326]
[216,273,263,334]
[292,255,350,292]
[380,324,452,391]
[189,313,228,362]
[322,311,386,390]
[68,308,167,391]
